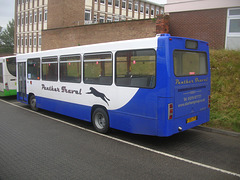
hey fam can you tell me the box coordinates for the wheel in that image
[29,95,39,111]
[92,108,109,133]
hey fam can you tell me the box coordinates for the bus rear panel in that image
[157,35,210,136]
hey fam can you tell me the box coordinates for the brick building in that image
[165,0,240,50]
[14,0,164,54]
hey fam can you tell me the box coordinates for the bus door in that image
[18,62,27,102]
[0,63,3,92]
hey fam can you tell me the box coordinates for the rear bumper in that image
[158,109,210,137]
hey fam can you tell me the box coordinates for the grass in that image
[203,49,240,132]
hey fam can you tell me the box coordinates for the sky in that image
[0,0,15,28]
[0,0,167,28]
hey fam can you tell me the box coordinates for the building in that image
[15,0,164,54]
[165,0,240,50]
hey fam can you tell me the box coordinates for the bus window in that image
[42,56,58,81]
[0,63,3,83]
[84,53,112,85]
[60,54,81,83]
[115,49,156,88]
[6,57,16,77]
[174,51,208,77]
[27,58,40,80]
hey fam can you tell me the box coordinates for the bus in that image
[0,56,17,97]
[16,34,210,137]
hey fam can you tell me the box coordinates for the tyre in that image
[29,95,39,111]
[92,108,109,133]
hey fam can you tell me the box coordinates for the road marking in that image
[1,99,240,178]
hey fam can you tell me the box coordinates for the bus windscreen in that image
[173,51,208,77]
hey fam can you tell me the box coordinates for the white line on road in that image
[1,99,240,178]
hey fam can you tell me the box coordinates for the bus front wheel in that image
[29,95,39,111]
[92,108,109,134]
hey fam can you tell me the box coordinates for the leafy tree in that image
[0,19,14,54]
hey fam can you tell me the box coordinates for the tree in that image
[0,19,14,54]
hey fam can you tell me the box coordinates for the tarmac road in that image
[0,97,240,179]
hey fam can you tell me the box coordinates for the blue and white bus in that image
[17,34,210,137]
[0,56,17,97]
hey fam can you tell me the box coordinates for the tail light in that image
[208,95,211,108]
[5,83,9,91]
[168,103,173,120]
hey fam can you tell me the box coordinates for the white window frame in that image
[39,11,42,22]
[225,8,240,49]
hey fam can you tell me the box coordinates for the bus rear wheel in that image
[29,95,39,111]
[92,108,109,134]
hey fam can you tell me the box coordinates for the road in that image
[0,96,240,179]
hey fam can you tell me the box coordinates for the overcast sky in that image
[0,0,167,28]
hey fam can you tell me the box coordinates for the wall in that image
[42,18,161,50]
[165,0,240,13]
[169,8,227,49]
[47,0,85,29]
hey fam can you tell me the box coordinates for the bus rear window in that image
[174,51,208,77]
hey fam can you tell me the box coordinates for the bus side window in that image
[0,63,3,83]
[27,58,40,80]
[115,49,156,88]
[83,52,112,85]
[60,54,81,83]
[42,56,58,81]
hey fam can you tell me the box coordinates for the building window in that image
[39,11,42,22]
[107,17,112,23]
[33,35,37,46]
[100,16,105,23]
[25,36,28,46]
[140,4,143,13]
[17,37,20,47]
[100,0,104,4]
[115,0,119,7]
[18,15,20,26]
[146,6,149,15]
[30,12,32,24]
[25,13,28,24]
[151,7,154,16]
[21,37,24,46]
[95,0,97,3]
[34,12,37,23]
[85,10,91,21]
[60,54,81,83]
[39,35,41,46]
[22,14,24,25]
[29,36,32,46]
[156,9,159,15]
[128,1,132,10]
[108,0,112,6]
[134,2,138,12]
[44,10,48,21]
[122,0,126,9]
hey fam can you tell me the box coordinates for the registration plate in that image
[186,116,197,123]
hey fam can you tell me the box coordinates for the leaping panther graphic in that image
[86,87,110,106]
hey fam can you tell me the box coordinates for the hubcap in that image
[94,112,106,129]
